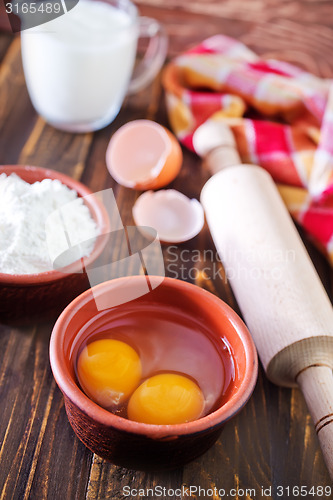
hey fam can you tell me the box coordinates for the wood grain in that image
[0,0,333,498]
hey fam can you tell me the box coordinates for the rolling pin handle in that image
[193,121,241,174]
[297,366,333,479]
[205,146,242,175]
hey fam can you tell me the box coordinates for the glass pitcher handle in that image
[127,17,168,94]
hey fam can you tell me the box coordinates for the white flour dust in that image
[0,173,99,275]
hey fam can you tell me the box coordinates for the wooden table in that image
[0,1,333,498]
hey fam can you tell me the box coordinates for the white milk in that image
[21,0,138,131]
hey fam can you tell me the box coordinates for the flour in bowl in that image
[0,173,100,275]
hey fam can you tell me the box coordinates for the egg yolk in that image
[127,373,205,425]
[77,339,142,409]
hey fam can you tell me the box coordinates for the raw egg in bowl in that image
[50,276,258,470]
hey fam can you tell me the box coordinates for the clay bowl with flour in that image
[0,165,109,324]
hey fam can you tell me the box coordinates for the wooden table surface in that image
[0,1,333,499]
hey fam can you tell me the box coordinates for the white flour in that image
[0,173,100,275]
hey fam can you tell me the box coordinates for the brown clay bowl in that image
[50,276,258,470]
[0,165,109,323]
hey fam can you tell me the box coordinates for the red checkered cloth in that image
[162,35,333,265]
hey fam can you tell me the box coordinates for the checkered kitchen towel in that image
[162,35,333,265]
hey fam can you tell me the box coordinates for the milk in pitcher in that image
[21,0,138,131]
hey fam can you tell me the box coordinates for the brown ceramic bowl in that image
[50,276,258,470]
[0,165,109,323]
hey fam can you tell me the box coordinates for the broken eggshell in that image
[132,189,204,244]
[106,120,183,190]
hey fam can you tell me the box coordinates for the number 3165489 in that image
[5,3,62,14]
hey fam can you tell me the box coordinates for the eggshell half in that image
[106,120,183,190]
[132,190,204,244]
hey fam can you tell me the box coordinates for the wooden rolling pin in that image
[194,121,333,478]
